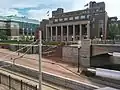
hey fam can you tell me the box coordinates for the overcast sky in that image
[0,0,120,21]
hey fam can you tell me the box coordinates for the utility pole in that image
[77,47,80,73]
[39,30,42,90]
[17,28,19,56]
[77,41,81,73]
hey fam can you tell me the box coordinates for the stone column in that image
[27,28,28,36]
[46,26,48,41]
[31,28,32,36]
[79,24,82,40]
[61,26,63,41]
[56,26,58,41]
[51,26,52,41]
[23,28,24,36]
[73,25,75,41]
[87,21,90,39]
[67,25,69,41]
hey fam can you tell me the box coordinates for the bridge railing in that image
[91,40,116,44]
[0,73,37,90]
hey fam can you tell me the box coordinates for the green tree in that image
[108,24,118,39]
[0,30,8,40]
[118,24,120,35]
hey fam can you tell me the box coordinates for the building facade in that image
[43,1,108,42]
[0,16,39,40]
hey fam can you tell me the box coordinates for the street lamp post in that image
[17,26,20,56]
[101,35,103,40]
[72,36,74,41]
[38,30,42,90]
[77,41,81,73]
[17,37,19,56]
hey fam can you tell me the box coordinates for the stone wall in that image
[62,39,91,67]
[62,46,78,65]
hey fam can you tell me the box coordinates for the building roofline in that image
[0,15,40,24]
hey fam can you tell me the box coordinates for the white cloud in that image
[0,0,119,20]
[27,9,52,21]
[0,8,22,16]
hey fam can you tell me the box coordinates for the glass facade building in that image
[0,16,39,39]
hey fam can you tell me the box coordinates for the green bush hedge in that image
[43,41,65,46]
[0,40,33,44]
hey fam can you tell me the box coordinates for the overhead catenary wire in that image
[0,41,82,77]
[0,40,61,61]
[0,40,39,62]
[0,41,81,76]
[0,40,38,69]
[0,49,114,88]
[0,39,39,60]
[0,46,120,89]
[12,40,38,64]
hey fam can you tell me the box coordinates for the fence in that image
[0,73,37,90]
[91,40,115,44]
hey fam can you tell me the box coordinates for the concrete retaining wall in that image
[62,40,91,67]
[62,46,78,65]
[0,61,98,90]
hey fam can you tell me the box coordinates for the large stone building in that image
[0,16,39,40]
[41,1,108,42]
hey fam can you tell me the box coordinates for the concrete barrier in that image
[0,61,98,90]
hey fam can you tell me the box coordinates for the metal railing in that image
[0,73,37,90]
[91,40,116,44]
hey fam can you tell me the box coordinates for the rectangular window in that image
[64,18,68,21]
[116,23,118,27]
[49,20,53,24]
[75,16,79,20]
[59,18,63,21]
[55,19,58,22]
[99,20,103,24]
[93,18,95,21]
[69,17,73,20]
[80,15,85,19]
[95,13,99,15]
[87,15,90,19]
[84,11,87,13]
[111,19,116,21]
